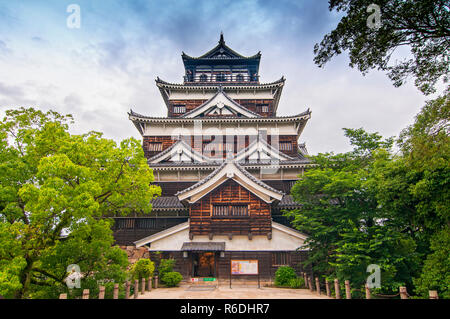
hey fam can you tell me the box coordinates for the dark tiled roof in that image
[182,33,260,61]
[277,195,301,208]
[233,163,284,195]
[181,242,226,251]
[155,76,285,88]
[129,109,311,121]
[149,158,311,168]
[151,196,186,209]
[175,162,228,196]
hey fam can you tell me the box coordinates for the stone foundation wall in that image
[119,246,150,264]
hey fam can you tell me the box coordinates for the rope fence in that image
[299,272,439,300]
[59,276,158,299]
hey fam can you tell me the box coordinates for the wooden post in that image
[147,277,152,291]
[141,278,145,294]
[399,286,408,299]
[365,284,371,299]
[82,289,89,299]
[125,281,130,299]
[308,277,313,292]
[98,286,105,299]
[155,276,159,289]
[325,279,331,297]
[334,279,340,299]
[134,280,139,299]
[429,290,439,299]
[315,277,321,295]
[59,293,67,299]
[304,273,308,288]
[345,280,351,299]
[113,283,119,299]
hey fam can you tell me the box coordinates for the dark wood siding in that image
[112,217,188,245]
[189,180,271,236]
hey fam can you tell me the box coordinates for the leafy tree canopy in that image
[0,107,161,298]
[314,0,450,94]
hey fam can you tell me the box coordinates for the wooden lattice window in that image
[148,142,163,152]
[212,204,249,217]
[257,104,269,113]
[279,142,293,151]
[272,252,291,266]
[173,105,186,114]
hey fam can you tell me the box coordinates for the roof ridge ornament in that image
[219,32,225,44]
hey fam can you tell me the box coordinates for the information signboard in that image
[230,260,259,275]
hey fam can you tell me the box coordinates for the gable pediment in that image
[148,140,211,164]
[234,139,294,162]
[176,162,284,204]
[182,90,260,119]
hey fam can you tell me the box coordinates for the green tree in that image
[287,128,418,294]
[130,258,155,280]
[314,0,449,94]
[413,226,450,298]
[0,107,161,298]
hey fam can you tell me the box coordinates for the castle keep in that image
[114,34,312,282]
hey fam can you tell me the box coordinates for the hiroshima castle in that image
[113,34,312,282]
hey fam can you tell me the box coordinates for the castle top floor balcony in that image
[183,73,259,84]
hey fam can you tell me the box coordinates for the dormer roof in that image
[147,139,212,164]
[181,87,261,118]
[182,32,261,61]
[176,161,284,204]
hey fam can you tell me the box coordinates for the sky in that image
[0,0,441,155]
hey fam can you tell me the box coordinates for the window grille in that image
[212,204,249,217]
[148,143,163,152]
[257,104,269,113]
[279,142,292,151]
[173,105,186,114]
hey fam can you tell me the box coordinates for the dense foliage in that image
[0,107,161,298]
[130,259,155,280]
[274,266,298,287]
[314,0,449,94]
[287,92,449,298]
[161,272,183,287]
[158,258,176,279]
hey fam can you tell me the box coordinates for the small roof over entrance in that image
[181,242,226,252]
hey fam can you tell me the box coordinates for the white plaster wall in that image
[143,123,298,136]
[147,226,306,251]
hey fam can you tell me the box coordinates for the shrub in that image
[158,258,176,278]
[162,271,183,287]
[289,277,304,289]
[274,266,297,287]
[130,258,155,280]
